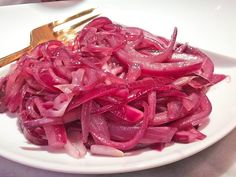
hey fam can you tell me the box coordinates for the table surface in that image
[0,1,236,177]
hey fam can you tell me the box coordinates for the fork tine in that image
[54,14,100,37]
[51,8,96,27]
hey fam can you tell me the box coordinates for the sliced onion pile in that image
[0,17,226,157]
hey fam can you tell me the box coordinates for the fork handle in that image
[0,46,32,67]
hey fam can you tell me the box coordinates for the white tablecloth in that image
[0,1,236,177]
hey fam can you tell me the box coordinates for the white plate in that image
[0,0,236,174]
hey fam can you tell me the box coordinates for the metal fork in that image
[0,8,99,67]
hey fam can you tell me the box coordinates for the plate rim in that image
[0,116,236,174]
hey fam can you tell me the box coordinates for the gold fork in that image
[0,8,99,67]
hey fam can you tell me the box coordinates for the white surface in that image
[0,0,236,176]
[2,129,236,177]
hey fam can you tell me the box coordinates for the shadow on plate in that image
[202,49,236,68]
[21,145,66,154]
